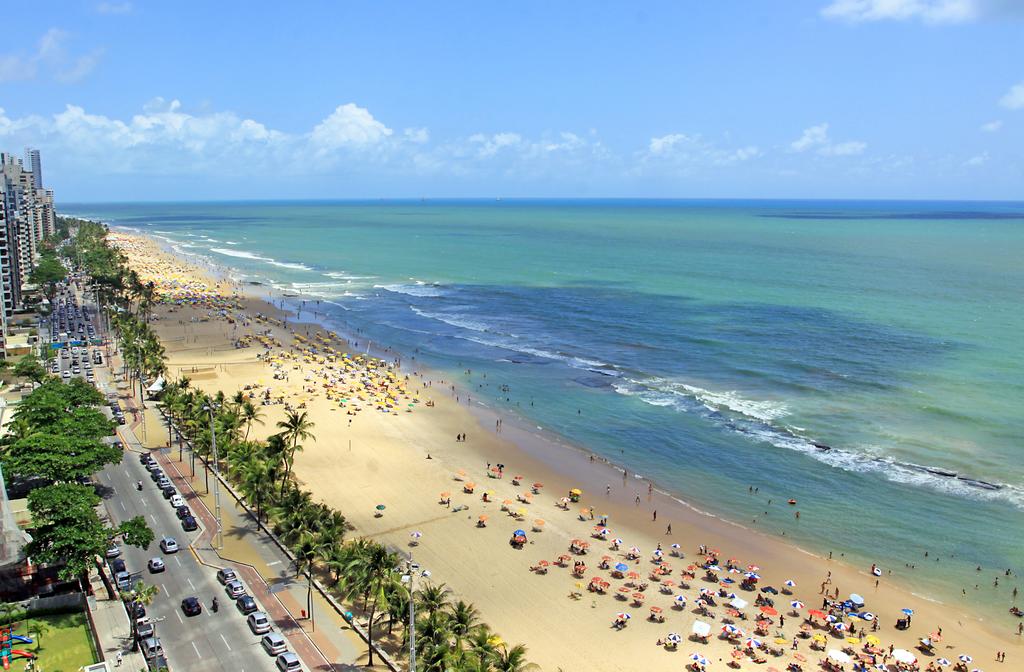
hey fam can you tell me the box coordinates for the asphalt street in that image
[97,454,280,672]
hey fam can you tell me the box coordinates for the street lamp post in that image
[204,404,224,550]
[404,558,428,672]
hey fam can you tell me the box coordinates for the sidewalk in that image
[86,569,147,670]
[118,401,370,671]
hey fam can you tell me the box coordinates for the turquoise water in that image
[65,199,1024,614]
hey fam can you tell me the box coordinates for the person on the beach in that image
[666,524,672,535]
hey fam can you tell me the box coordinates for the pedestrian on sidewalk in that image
[116,651,123,666]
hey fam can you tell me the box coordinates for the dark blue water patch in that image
[761,211,1024,221]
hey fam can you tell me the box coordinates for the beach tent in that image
[145,375,165,399]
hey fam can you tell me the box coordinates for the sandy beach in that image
[110,230,1021,671]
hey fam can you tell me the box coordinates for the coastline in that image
[115,229,1021,670]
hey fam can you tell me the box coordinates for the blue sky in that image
[1,1,1022,201]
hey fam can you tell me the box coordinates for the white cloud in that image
[310,103,392,154]
[0,28,102,83]
[980,120,1003,132]
[790,123,866,156]
[403,127,430,144]
[999,82,1024,110]
[643,133,761,169]
[963,151,989,166]
[821,0,978,23]
[96,2,133,14]
[467,132,522,158]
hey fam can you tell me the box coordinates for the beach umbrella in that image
[410,531,422,539]
[832,622,847,632]
[375,504,386,511]
[614,563,629,572]
[692,621,711,637]
[901,608,914,615]
[632,592,645,601]
[846,636,861,645]
[958,655,973,663]
[790,600,805,610]
[514,529,526,536]
[615,612,631,620]
[627,571,641,580]
[667,632,682,644]
[892,649,917,665]
[706,564,722,572]
[828,650,852,665]
[745,572,761,580]
[807,609,826,619]
[784,579,796,587]
[653,548,664,557]
[690,653,709,665]
[670,543,681,550]
[630,546,641,555]
[935,658,951,666]
[675,595,687,605]
[537,560,550,567]
[747,564,760,572]
[612,538,623,546]
[745,637,763,649]
[793,653,807,662]
[759,606,778,616]
[861,612,876,621]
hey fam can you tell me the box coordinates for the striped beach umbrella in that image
[790,600,805,610]
[958,655,973,663]
[666,632,682,644]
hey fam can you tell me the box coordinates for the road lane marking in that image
[176,610,183,624]
[150,514,158,525]
[191,641,201,658]
[220,633,231,651]
[119,501,126,512]
[267,561,282,567]
[173,555,182,567]
[141,497,148,507]
[161,584,168,595]
[187,577,195,591]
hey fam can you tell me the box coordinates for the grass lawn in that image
[5,611,98,672]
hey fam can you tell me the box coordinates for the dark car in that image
[181,596,202,616]
[116,415,127,425]
[175,505,191,519]
[110,558,126,574]
[140,452,153,465]
[149,469,164,482]
[161,486,176,499]
[235,595,258,614]
[181,515,198,532]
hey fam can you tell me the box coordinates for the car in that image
[175,505,191,519]
[146,461,160,473]
[169,494,186,508]
[139,452,153,465]
[224,579,246,599]
[261,632,288,656]
[116,415,126,425]
[106,544,121,558]
[109,558,126,574]
[276,652,302,671]
[181,596,202,616]
[141,636,162,660]
[72,366,81,374]
[248,610,272,634]
[115,570,132,591]
[147,557,165,573]
[216,567,237,585]
[181,515,198,532]
[61,370,71,379]
[149,469,164,482]
[159,537,179,553]
[135,619,154,641]
[235,595,258,615]
[156,477,171,489]
[161,485,176,499]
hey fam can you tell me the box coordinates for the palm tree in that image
[241,400,264,441]
[238,457,275,523]
[416,582,451,619]
[491,643,537,672]
[467,626,500,672]
[119,581,159,649]
[448,600,481,638]
[275,410,315,496]
[26,620,50,651]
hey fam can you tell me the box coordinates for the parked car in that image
[139,452,153,465]
[181,596,202,616]
[161,485,176,499]
[135,620,154,641]
[216,567,237,585]
[109,558,126,574]
[169,494,186,509]
[247,611,272,634]
[261,632,288,656]
[159,537,179,553]
[175,505,191,519]
[235,595,258,615]
[156,477,172,489]
[276,652,302,671]
[141,636,162,659]
[181,515,198,532]
[115,570,132,591]
[148,557,165,573]
[106,544,121,558]
[224,579,246,599]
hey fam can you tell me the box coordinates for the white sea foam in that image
[268,260,313,271]
[613,377,1024,509]
[410,307,491,333]
[375,282,445,297]
[225,241,240,245]
[210,247,273,261]
[325,271,377,280]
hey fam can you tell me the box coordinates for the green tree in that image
[241,400,264,441]
[12,355,48,384]
[26,620,50,651]
[29,252,67,301]
[119,581,159,649]
[2,433,121,482]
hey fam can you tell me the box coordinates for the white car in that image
[247,611,272,634]
[159,537,179,553]
[106,544,121,558]
[148,557,166,573]
[224,579,246,599]
[169,495,186,509]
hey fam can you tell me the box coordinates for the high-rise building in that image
[25,148,42,191]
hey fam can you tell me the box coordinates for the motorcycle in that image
[211,598,219,613]
[136,481,143,491]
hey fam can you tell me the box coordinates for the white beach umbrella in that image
[892,649,917,664]
[936,658,951,666]
[690,653,709,665]
[729,597,748,610]
[958,655,973,663]
[784,579,796,587]
[666,632,682,644]
[692,620,712,637]
[828,649,852,665]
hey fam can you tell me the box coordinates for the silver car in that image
[261,632,287,656]
[247,611,272,634]
[224,579,246,599]
[159,537,179,553]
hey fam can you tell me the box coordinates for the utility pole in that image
[404,557,419,672]
[205,405,224,550]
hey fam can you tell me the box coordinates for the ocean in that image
[65,199,1024,613]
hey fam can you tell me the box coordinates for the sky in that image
[0,0,1022,201]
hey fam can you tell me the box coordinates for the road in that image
[96,454,280,672]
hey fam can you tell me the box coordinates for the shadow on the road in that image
[95,482,117,499]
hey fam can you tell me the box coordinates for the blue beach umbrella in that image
[615,563,629,572]
[902,608,914,615]
[935,659,951,666]
[514,529,526,537]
